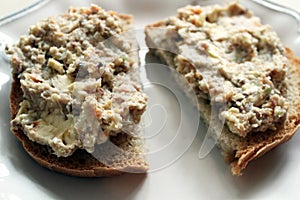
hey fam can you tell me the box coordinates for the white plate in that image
[1,0,300,199]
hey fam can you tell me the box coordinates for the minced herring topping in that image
[147,2,289,137]
[7,5,147,157]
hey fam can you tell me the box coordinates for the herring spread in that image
[7,5,147,157]
[146,2,289,137]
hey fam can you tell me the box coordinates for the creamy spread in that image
[146,2,289,137]
[7,5,147,157]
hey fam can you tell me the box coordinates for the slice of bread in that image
[8,5,148,177]
[10,77,148,177]
[145,2,300,175]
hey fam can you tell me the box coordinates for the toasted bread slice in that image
[8,5,148,177]
[10,76,148,177]
[145,2,300,175]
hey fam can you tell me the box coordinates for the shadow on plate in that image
[0,64,146,200]
[232,146,287,197]
[192,140,288,198]
[196,109,289,198]
[1,50,291,200]
[9,144,147,200]
[145,50,289,198]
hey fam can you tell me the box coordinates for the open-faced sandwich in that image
[145,2,300,175]
[7,5,148,177]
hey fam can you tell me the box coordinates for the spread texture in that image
[7,5,147,157]
[145,2,300,175]
[146,2,288,137]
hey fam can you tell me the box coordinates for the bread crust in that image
[8,6,148,177]
[10,75,148,177]
[145,19,300,175]
[229,48,300,175]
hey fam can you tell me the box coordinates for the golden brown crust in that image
[10,76,148,177]
[9,10,148,177]
[145,19,300,175]
[230,48,300,175]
